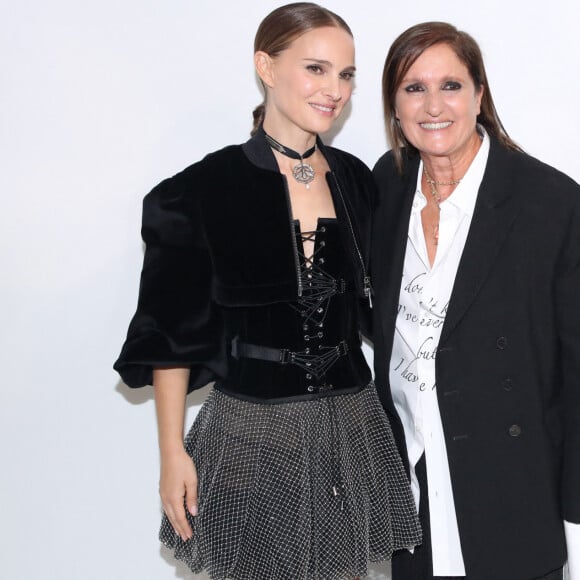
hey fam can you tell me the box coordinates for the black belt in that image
[230,336,359,366]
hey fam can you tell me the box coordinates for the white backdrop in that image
[1,1,579,579]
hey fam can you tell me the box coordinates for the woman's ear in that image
[475,84,484,115]
[254,51,275,88]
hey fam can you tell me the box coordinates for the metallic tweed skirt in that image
[160,383,421,580]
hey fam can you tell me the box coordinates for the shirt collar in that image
[414,126,490,217]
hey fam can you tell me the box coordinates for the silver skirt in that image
[160,383,421,580]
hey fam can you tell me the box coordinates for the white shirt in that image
[390,133,489,576]
[566,521,580,579]
[389,130,580,578]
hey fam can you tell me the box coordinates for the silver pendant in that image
[292,161,315,187]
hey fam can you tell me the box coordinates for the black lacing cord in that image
[296,228,346,506]
[288,346,345,378]
[289,228,337,325]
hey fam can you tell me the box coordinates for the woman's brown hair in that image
[251,2,352,135]
[382,21,521,172]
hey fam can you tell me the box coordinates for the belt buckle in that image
[336,341,349,357]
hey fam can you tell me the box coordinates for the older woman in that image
[371,22,580,580]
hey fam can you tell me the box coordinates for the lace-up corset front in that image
[220,218,371,403]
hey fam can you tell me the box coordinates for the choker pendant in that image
[292,160,316,188]
[264,131,316,189]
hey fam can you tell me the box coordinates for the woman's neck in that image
[421,130,483,185]
[262,119,317,154]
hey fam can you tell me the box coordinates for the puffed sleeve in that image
[113,169,226,392]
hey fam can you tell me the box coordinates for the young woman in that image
[115,4,420,579]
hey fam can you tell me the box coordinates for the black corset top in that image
[217,218,371,403]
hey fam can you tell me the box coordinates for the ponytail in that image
[251,103,266,135]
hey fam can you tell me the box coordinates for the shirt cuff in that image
[565,520,580,580]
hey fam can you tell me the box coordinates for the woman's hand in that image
[152,366,194,542]
[159,448,198,541]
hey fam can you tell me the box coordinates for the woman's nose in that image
[424,91,443,117]
[323,77,342,102]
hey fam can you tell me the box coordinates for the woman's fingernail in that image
[189,505,198,516]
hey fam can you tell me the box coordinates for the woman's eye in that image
[306,64,323,74]
[443,81,461,90]
[404,83,424,93]
[340,71,355,81]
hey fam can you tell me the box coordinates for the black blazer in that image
[371,137,580,580]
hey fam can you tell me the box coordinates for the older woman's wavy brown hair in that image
[382,22,521,172]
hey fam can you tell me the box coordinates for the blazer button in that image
[496,336,508,349]
[508,424,522,437]
[502,378,513,391]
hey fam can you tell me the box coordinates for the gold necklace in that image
[423,167,461,245]
[423,167,461,205]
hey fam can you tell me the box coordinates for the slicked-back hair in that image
[251,2,352,135]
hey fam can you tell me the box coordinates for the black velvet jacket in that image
[114,128,375,396]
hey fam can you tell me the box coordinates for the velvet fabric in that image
[114,128,375,395]
[218,218,371,402]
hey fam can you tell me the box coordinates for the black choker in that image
[264,131,316,188]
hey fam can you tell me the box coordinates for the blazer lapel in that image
[440,140,521,343]
[374,157,419,341]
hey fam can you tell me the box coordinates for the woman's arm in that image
[153,367,198,541]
